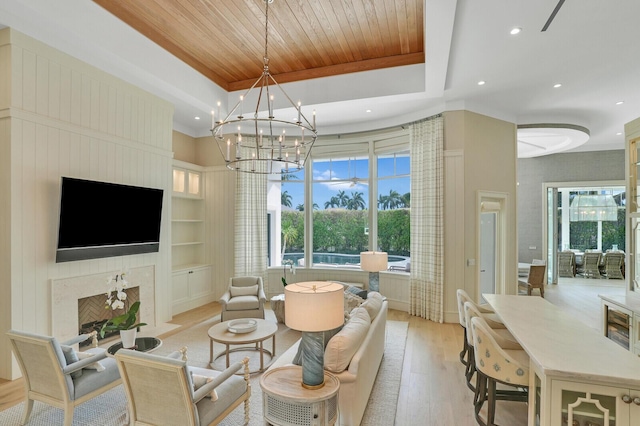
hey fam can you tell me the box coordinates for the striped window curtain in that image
[234,139,268,280]
[409,115,444,321]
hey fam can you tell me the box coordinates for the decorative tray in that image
[227,319,258,334]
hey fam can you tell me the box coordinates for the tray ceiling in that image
[93,0,425,92]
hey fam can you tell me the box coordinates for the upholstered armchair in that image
[7,329,122,426]
[115,349,251,426]
[220,276,266,322]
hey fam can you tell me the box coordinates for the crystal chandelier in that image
[211,0,317,175]
[569,194,618,222]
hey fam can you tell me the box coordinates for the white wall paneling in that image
[0,28,174,380]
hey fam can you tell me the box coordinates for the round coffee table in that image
[208,318,277,373]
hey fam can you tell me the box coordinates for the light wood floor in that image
[0,279,626,424]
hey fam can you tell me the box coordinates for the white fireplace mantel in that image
[51,266,156,343]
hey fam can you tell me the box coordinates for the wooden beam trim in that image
[227,51,425,92]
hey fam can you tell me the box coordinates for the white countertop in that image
[599,293,640,315]
[483,294,640,388]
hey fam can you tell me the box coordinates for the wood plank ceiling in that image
[93,0,424,92]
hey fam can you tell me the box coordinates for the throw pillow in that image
[292,325,344,365]
[229,285,258,297]
[60,345,83,379]
[191,373,218,401]
[324,307,371,373]
[343,291,365,314]
[361,291,384,320]
[345,285,368,299]
[76,351,106,372]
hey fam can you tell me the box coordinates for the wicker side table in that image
[260,365,339,426]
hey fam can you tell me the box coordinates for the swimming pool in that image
[283,252,408,267]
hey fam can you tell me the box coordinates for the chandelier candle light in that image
[211,0,317,175]
[285,282,344,389]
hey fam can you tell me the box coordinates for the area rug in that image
[0,312,408,426]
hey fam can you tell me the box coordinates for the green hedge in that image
[282,208,410,256]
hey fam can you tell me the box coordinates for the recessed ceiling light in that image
[194,116,200,120]
[616,132,622,136]
[366,109,372,113]
[477,80,486,86]
[553,83,562,88]
[616,101,624,105]
[510,27,522,35]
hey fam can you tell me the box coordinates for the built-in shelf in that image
[172,263,210,273]
[172,219,203,223]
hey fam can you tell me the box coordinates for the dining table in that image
[482,294,640,426]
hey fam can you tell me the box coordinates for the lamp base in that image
[300,331,325,389]
[368,271,380,292]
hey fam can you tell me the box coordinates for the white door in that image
[479,212,497,303]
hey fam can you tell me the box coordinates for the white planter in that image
[120,329,137,349]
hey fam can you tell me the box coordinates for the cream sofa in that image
[269,293,388,426]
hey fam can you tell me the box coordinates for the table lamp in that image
[360,251,388,292]
[285,281,344,389]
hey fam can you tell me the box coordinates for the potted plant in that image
[99,271,146,348]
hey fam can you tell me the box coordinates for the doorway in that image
[543,182,625,284]
[479,212,497,303]
[477,191,508,301]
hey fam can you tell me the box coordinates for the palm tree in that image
[378,194,390,210]
[325,196,340,209]
[386,190,402,209]
[281,190,292,208]
[401,192,411,208]
[336,190,349,208]
[347,191,366,210]
[296,204,304,211]
[281,221,298,261]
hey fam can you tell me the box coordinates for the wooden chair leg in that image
[21,399,34,425]
[459,328,469,366]
[487,378,497,426]
[474,373,488,426]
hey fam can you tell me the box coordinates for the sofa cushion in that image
[229,285,258,297]
[324,307,371,373]
[361,291,384,320]
[226,296,259,311]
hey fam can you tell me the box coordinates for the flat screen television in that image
[56,177,164,262]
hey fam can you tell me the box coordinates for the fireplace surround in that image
[51,266,155,343]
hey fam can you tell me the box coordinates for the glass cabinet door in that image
[552,381,629,426]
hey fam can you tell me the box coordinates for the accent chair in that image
[115,349,251,425]
[7,329,121,426]
[219,276,266,322]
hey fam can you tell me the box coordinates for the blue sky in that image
[279,155,410,210]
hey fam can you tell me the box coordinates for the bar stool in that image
[470,316,529,426]
[456,289,502,369]
[463,302,518,395]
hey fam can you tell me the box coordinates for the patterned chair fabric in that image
[470,316,529,426]
[604,252,625,279]
[557,251,576,277]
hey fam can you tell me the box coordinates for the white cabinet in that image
[551,380,640,426]
[172,266,213,315]
[171,161,212,315]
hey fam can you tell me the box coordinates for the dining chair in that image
[582,252,602,278]
[526,264,547,297]
[470,316,529,426]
